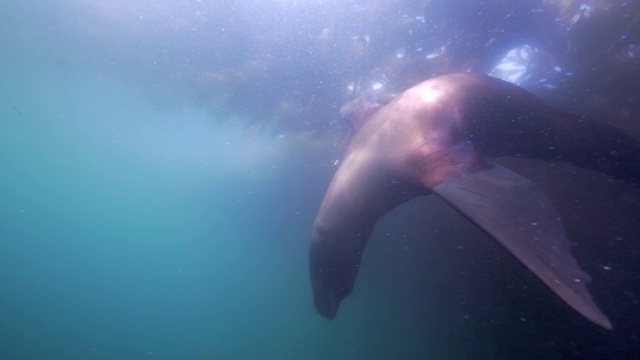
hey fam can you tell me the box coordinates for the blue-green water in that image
[0,61,294,359]
[0,49,457,360]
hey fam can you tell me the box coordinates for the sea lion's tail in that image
[467,76,640,185]
[548,114,640,186]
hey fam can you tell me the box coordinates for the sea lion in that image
[309,72,640,330]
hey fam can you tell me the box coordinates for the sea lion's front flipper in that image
[433,163,612,329]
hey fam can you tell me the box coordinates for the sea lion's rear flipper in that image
[433,163,612,329]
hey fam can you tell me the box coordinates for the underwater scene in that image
[1,0,639,359]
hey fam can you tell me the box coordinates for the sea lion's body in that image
[310,73,640,329]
